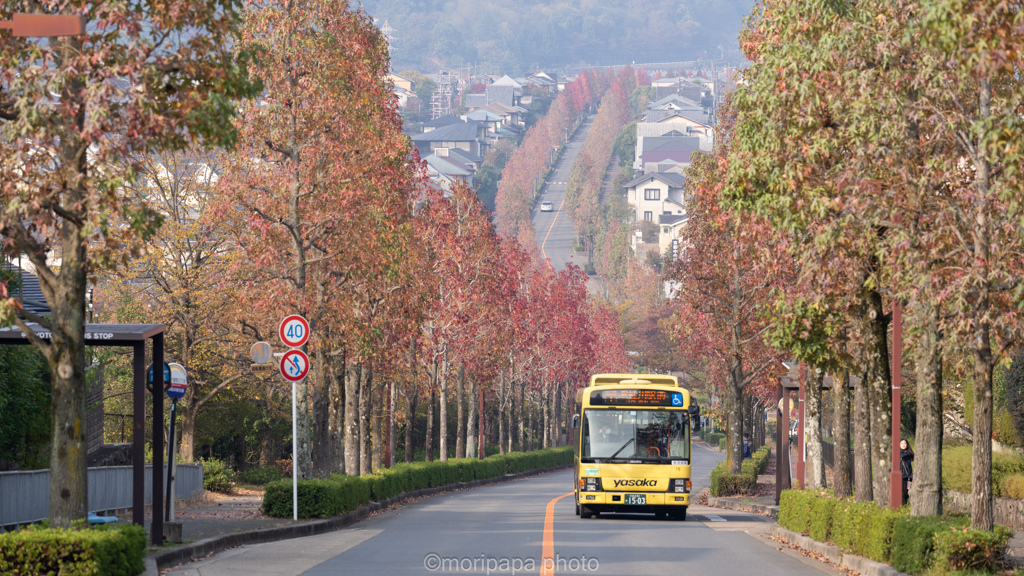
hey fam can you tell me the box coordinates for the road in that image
[532,116,592,276]
[167,444,841,576]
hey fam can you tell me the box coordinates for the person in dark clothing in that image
[742,432,752,459]
[900,438,914,505]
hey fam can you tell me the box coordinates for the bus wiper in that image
[610,438,634,459]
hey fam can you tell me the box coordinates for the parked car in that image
[540,201,553,212]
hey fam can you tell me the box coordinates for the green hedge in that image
[705,432,724,446]
[718,438,727,451]
[0,524,146,576]
[709,445,771,497]
[890,515,970,575]
[262,447,573,518]
[780,490,1011,574]
[932,525,1013,574]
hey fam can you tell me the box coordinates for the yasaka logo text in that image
[612,479,657,488]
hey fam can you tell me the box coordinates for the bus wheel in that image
[672,507,687,521]
[575,500,580,516]
[655,510,667,519]
[580,506,594,519]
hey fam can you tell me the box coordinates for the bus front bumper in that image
[578,492,690,506]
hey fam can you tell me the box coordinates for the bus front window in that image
[582,409,689,461]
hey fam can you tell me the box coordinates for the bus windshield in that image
[582,409,689,462]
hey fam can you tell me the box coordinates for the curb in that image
[146,465,571,575]
[707,496,779,518]
[767,525,909,576]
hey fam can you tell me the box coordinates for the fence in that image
[0,464,203,528]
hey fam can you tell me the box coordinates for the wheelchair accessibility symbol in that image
[671,394,683,407]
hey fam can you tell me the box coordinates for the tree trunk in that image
[438,355,449,462]
[311,343,329,478]
[344,361,360,475]
[726,357,745,474]
[527,396,534,451]
[864,288,892,506]
[833,369,853,498]
[388,382,396,468]
[969,77,994,532]
[371,375,382,471]
[518,380,525,452]
[405,384,418,463]
[329,350,345,474]
[179,400,198,463]
[466,374,477,458]
[541,389,549,449]
[456,364,465,459]
[359,364,372,475]
[498,371,507,455]
[425,387,435,462]
[912,300,943,516]
[853,366,873,502]
[552,382,561,447]
[805,366,826,489]
[47,335,87,528]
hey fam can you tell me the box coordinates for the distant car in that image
[540,201,553,212]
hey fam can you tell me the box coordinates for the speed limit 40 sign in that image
[279,315,309,348]
[280,349,310,382]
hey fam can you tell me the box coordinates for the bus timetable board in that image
[589,389,681,407]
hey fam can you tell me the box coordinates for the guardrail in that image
[0,464,203,528]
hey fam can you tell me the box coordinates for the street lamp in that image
[0,13,85,37]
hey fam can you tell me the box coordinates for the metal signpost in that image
[165,363,187,522]
[279,315,310,521]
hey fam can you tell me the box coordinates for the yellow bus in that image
[572,374,700,520]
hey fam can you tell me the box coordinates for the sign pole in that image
[292,379,298,521]
[165,399,178,522]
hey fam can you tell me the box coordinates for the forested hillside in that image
[361,0,754,74]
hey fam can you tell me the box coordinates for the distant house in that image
[651,77,707,103]
[465,109,503,136]
[639,135,702,170]
[481,102,527,128]
[424,150,475,190]
[525,70,558,93]
[486,75,523,107]
[465,93,488,110]
[624,171,687,225]
[388,73,414,93]
[410,120,487,157]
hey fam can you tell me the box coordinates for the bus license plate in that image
[625,494,646,506]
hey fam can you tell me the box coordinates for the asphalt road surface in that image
[167,444,842,576]
[532,116,593,275]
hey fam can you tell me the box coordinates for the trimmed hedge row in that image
[709,445,771,497]
[262,447,573,518]
[943,445,1024,496]
[0,524,146,576]
[778,489,1013,574]
[705,432,724,447]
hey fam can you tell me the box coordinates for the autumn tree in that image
[0,0,257,526]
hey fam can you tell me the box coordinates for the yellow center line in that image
[540,193,568,267]
[540,492,574,576]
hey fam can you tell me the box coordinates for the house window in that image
[644,188,660,201]
[663,227,670,234]
[644,211,653,222]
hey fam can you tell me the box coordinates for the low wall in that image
[0,464,203,528]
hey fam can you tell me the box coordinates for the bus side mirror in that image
[572,414,580,430]
[689,404,701,432]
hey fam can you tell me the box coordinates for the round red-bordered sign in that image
[280,349,310,382]
[279,315,310,348]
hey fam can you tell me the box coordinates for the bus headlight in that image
[584,477,603,492]
[670,479,691,493]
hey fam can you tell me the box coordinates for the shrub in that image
[237,466,285,486]
[201,458,234,493]
[890,514,969,575]
[932,525,1012,574]
[943,444,1024,496]
[1001,473,1024,499]
[778,489,819,534]
[718,437,727,451]
[808,494,837,542]
[828,498,906,562]
[261,447,572,518]
[705,432,724,447]
[0,524,146,576]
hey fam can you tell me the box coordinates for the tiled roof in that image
[467,109,502,122]
[625,171,686,189]
[465,93,488,108]
[486,86,515,107]
[422,114,463,128]
[659,214,688,226]
[492,75,522,88]
[411,121,481,142]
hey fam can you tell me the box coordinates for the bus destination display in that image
[590,389,679,407]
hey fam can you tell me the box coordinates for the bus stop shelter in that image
[0,323,168,545]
